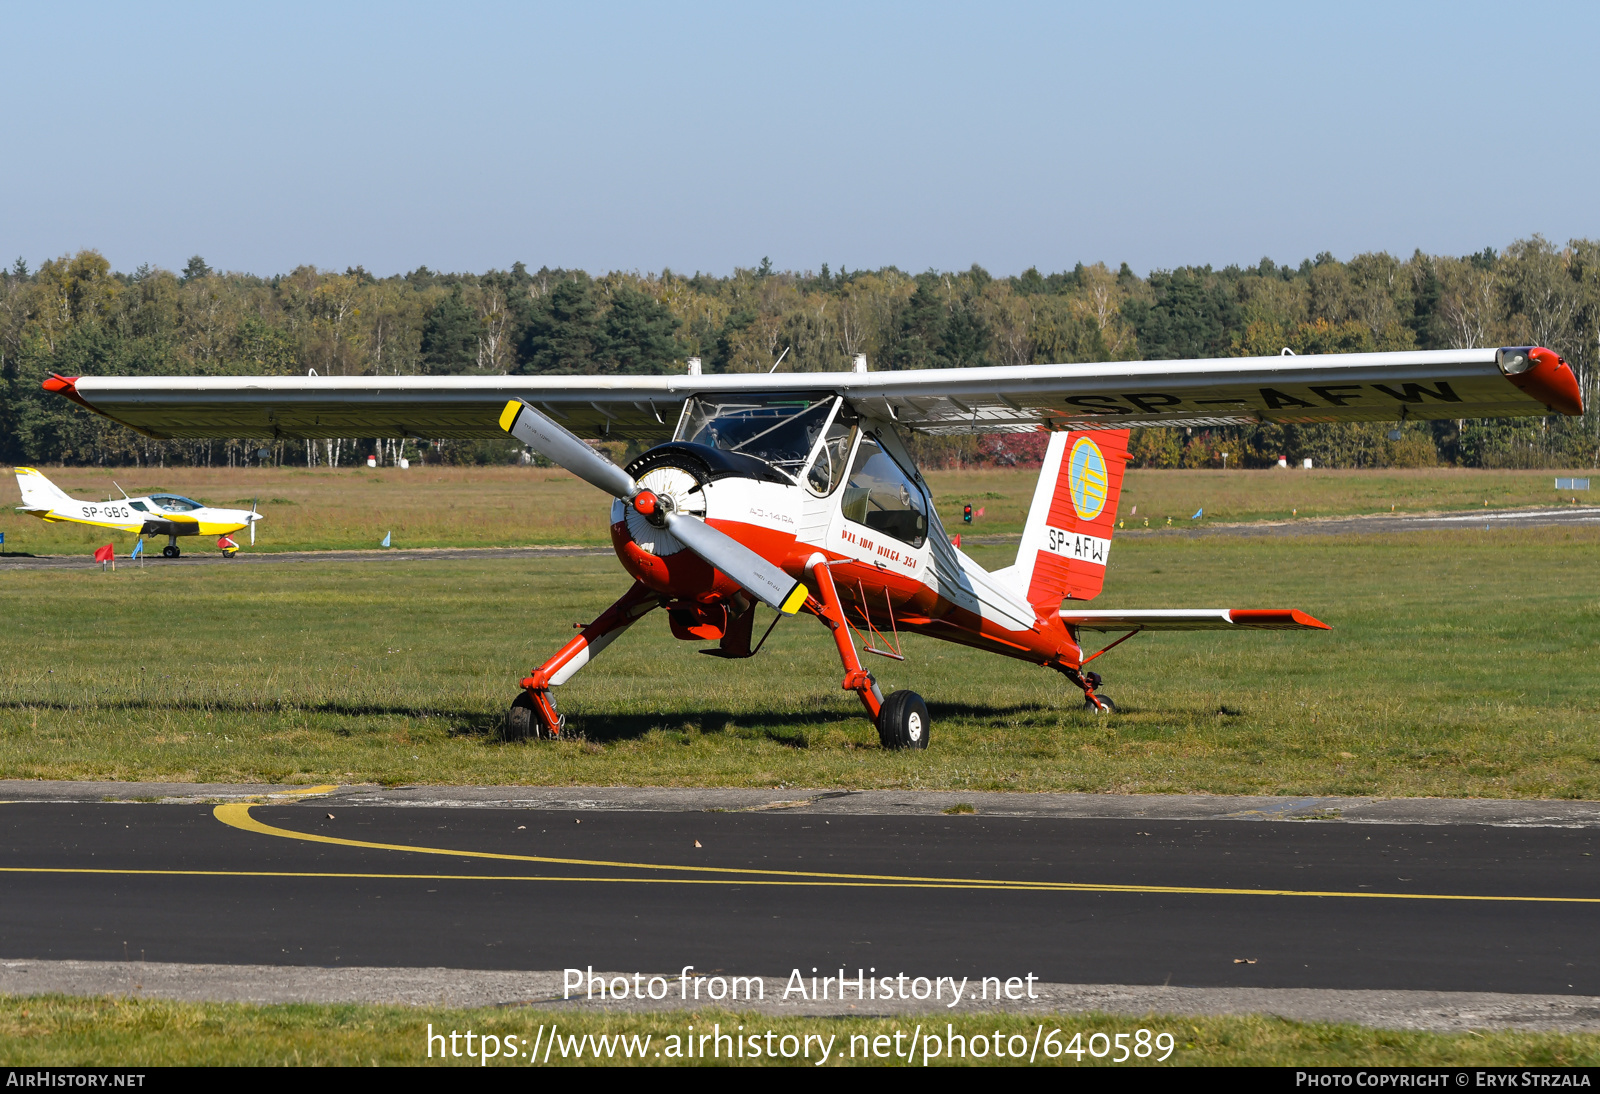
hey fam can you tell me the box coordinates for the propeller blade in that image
[662,512,808,615]
[250,497,258,545]
[499,399,637,499]
[498,398,804,614]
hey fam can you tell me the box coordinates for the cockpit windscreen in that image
[676,394,837,480]
[149,494,203,512]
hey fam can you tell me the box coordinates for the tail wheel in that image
[1083,695,1116,713]
[877,690,930,750]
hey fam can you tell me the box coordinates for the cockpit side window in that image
[805,402,857,496]
[840,434,928,548]
[675,394,835,482]
[150,495,201,513]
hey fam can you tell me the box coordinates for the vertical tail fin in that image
[14,467,71,511]
[995,429,1129,608]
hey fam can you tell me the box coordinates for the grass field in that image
[2,526,1596,797]
[1,997,1595,1066]
[2,463,1593,555]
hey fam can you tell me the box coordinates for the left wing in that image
[43,345,1582,441]
[1062,609,1330,631]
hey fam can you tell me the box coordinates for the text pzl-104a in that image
[40,344,1584,748]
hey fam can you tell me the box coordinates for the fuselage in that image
[603,396,1084,672]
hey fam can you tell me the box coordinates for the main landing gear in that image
[502,559,934,750]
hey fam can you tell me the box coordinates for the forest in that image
[2,238,1597,470]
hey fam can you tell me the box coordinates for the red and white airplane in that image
[42,344,1583,748]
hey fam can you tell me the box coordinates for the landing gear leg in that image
[1058,666,1114,713]
[805,557,929,749]
[505,581,659,740]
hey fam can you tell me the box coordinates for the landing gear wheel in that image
[503,690,564,741]
[1083,695,1116,713]
[161,545,179,559]
[877,690,930,750]
[503,692,541,741]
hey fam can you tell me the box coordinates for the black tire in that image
[161,545,179,559]
[503,692,540,741]
[877,690,930,750]
[1083,695,1116,713]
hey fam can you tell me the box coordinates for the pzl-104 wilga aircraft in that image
[13,467,262,558]
[39,344,1583,747]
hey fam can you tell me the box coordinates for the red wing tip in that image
[41,374,80,394]
[1504,347,1584,416]
[1227,609,1331,630]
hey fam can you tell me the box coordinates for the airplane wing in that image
[43,345,1581,441]
[1061,609,1330,631]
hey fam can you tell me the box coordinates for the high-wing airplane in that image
[13,467,262,558]
[41,344,1583,747]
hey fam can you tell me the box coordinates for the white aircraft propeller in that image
[250,497,259,544]
[499,399,807,615]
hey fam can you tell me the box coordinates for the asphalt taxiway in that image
[0,784,1595,1027]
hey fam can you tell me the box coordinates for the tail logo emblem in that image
[1068,437,1109,522]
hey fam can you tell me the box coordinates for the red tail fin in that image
[998,429,1129,608]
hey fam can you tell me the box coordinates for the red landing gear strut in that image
[801,555,929,750]
[505,581,659,740]
[802,556,884,722]
[1055,627,1141,713]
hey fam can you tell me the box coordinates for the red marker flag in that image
[93,544,114,562]
[975,507,985,518]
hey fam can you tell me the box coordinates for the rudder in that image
[14,467,70,512]
[996,429,1129,608]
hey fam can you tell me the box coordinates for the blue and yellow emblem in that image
[1067,437,1109,521]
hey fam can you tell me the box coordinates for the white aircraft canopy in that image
[44,345,1583,442]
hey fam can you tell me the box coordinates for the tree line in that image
[2,239,1597,470]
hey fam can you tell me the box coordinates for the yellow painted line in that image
[4,863,1600,903]
[211,804,1599,904]
[261,784,338,799]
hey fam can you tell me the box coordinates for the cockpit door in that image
[826,424,932,582]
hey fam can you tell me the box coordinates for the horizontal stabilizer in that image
[1061,608,1330,631]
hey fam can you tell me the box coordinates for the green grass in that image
[3,464,1592,555]
[1,997,1596,1066]
[2,528,1597,796]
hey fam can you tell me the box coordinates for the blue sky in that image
[2,2,1594,278]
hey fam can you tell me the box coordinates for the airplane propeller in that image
[499,399,807,615]
[250,497,259,545]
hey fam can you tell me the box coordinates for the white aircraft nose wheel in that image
[161,545,180,559]
[876,690,930,750]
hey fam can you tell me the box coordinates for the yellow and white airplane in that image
[13,467,262,558]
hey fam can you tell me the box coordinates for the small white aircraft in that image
[12,467,263,558]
